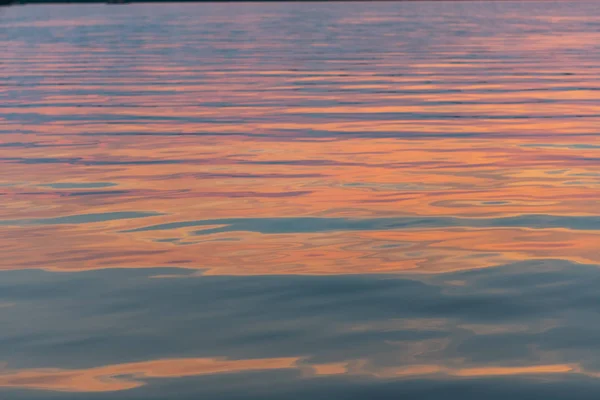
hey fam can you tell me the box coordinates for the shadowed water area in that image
[2,1,600,398]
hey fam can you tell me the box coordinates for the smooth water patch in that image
[0,211,163,226]
[2,260,600,399]
[125,215,600,235]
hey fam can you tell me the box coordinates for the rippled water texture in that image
[2,2,600,398]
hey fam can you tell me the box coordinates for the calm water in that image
[2,1,600,398]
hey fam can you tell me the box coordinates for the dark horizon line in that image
[0,0,572,4]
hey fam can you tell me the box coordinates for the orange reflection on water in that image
[3,357,600,393]
[1,225,599,275]
[1,130,599,274]
[0,357,300,392]
[1,1,600,278]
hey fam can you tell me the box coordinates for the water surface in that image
[2,2,600,398]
